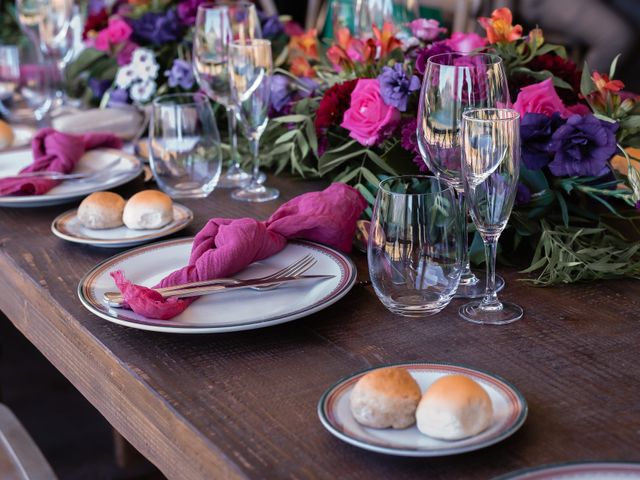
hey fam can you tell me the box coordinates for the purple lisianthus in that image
[415,42,452,75]
[177,0,207,25]
[377,64,421,112]
[88,77,110,100]
[521,112,564,170]
[165,59,194,89]
[516,182,531,205]
[107,88,129,107]
[130,9,184,45]
[271,74,318,113]
[258,11,284,38]
[400,118,428,172]
[547,114,618,177]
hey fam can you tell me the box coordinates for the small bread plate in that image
[78,239,356,333]
[318,362,527,457]
[0,148,143,207]
[494,462,640,480]
[51,204,193,248]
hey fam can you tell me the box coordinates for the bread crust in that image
[123,190,173,229]
[77,191,126,229]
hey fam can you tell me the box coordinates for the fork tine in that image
[263,254,314,280]
[282,258,317,278]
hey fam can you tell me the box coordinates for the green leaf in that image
[275,130,299,145]
[272,114,308,123]
[609,54,621,79]
[65,48,109,81]
[318,148,366,176]
[354,183,376,204]
[359,166,381,188]
[580,61,596,97]
[305,120,318,156]
[555,191,569,227]
[365,150,399,176]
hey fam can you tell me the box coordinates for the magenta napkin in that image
[0,128,122,196]
[111,183,367,320]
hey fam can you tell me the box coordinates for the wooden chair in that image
[0,404,57,480]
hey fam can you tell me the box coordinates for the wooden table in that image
[1,173,639,479]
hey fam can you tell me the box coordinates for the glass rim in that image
[196,0,254,11]
[229,38,271,48]
[427,52,503,68]
[462,108,520,122]
[378,175,456,197]
[152,92,210,107]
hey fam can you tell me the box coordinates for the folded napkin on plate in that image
[112,183,367,320]
[0,128,122,196]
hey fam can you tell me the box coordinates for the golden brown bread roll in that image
[77,192,126,229]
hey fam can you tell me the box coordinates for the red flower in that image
[510,53,582,105]
[315,80,358,154]
[478,8,522,44]
[592,72,625,93]
[83,9,109,40]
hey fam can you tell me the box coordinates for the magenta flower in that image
[444,32,487,53]
[514,78,572,119]
[415,42,452,75]
[93,18,132,52]
[409,19,446,41]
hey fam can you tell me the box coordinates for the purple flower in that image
[415,42,452,75]
[377,64,421,112]
[270,74,318,113]
[130,10,184,45]
[547,114,618,177]
[400,118,428,172]
[88,78,110,99]
[258,11,284,38]
[516,182,531,205]
[107,88,129,107]
[520,112,564,170]
[88,0,106,15]
[164,59,194,89]
[636,199,640,210]
[177,0,207,26]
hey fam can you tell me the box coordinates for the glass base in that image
[454,271,505,299]
[458,300,523,325]
[231,185,279,203]
[217,167,266,189]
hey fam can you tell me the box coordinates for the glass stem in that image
[458,191,472,277]
[249,137,261,189]
[226,106,240,169]
[481,239,501,309]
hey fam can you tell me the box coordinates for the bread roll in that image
[416,375,493,440]
[0,120,14,149]
[123,190,173,229]
[77,192,126,229]
[350,367,421,429]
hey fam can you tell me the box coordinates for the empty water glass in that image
[368,175,463,316]
[149,93,222,198]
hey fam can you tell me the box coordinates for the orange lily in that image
[479,8,523,44]
[372,22,401,58]
[592,72,625,93]
[288,29,319,59]
[290,56,316,77]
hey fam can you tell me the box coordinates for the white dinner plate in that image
[51,204,193,248]
[318,362,527,457]
[495,462,640,479]
[0,148,143,207]
[78,238,356,333]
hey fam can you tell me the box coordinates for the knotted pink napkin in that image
[0,128,122,196]
[111,183,367,320]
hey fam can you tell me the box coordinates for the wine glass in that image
[149,93,223,198]
[228,39,278,202]
[38,0,75,106]
[417,52,510,299]
[354,0,418,35]
[193,2,262,189]
[459,108,522,324]
[368,175,463,316]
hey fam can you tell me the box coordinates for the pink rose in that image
[93,29,111,51]
[341,79,400,146]
[409,19,446,41]
[444,32,487,53]
[116,41,138,66]
[514,78,572,118]
[93,18,132,52]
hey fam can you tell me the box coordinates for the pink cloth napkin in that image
[0,128,123,196]
[112,183,368,320]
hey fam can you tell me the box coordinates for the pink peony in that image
[341,79,400,146]
[409,19,446,41]
[514,78,572,118]
[93,18,132,52]
[444,32,487,53]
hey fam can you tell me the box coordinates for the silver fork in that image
[103,254,317,307]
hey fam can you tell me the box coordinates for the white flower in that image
[129,79,156,103]
[115,64,137,89]
[131,48,159,82]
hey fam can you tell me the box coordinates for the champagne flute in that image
[193,2,261,189]
[228,39,278,202]
[417,52,510,299]
[459,108,522,324]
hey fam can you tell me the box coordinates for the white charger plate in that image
[51,204,193,248]
[0,148,143,207]
[78,238,356,333]
[495,462,640,480]
[318,362,527,457]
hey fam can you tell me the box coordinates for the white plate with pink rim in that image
[494,462,640,480]
[77,238,357,333]
[0,148,143,207]
[318,362,527,457]
[51,204,194,248]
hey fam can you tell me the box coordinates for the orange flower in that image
[479,8,523,44]
[290,56,315,77]
[372,22,401,58]
[288,29,319,59]
[327,28,377,68]
[592,72,625,93]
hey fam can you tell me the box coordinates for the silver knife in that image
[104,274,335,308]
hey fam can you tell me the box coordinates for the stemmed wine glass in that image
[417,52,510,299]
[459,108,522,324]
[193,2,262,189]
[37,0,75,107]
[228,39,279,202]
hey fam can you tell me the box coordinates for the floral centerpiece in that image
[262,8,640,284]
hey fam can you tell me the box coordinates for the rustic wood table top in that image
[0,172,639,479]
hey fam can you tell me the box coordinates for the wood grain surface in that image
[0,173,639,479]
